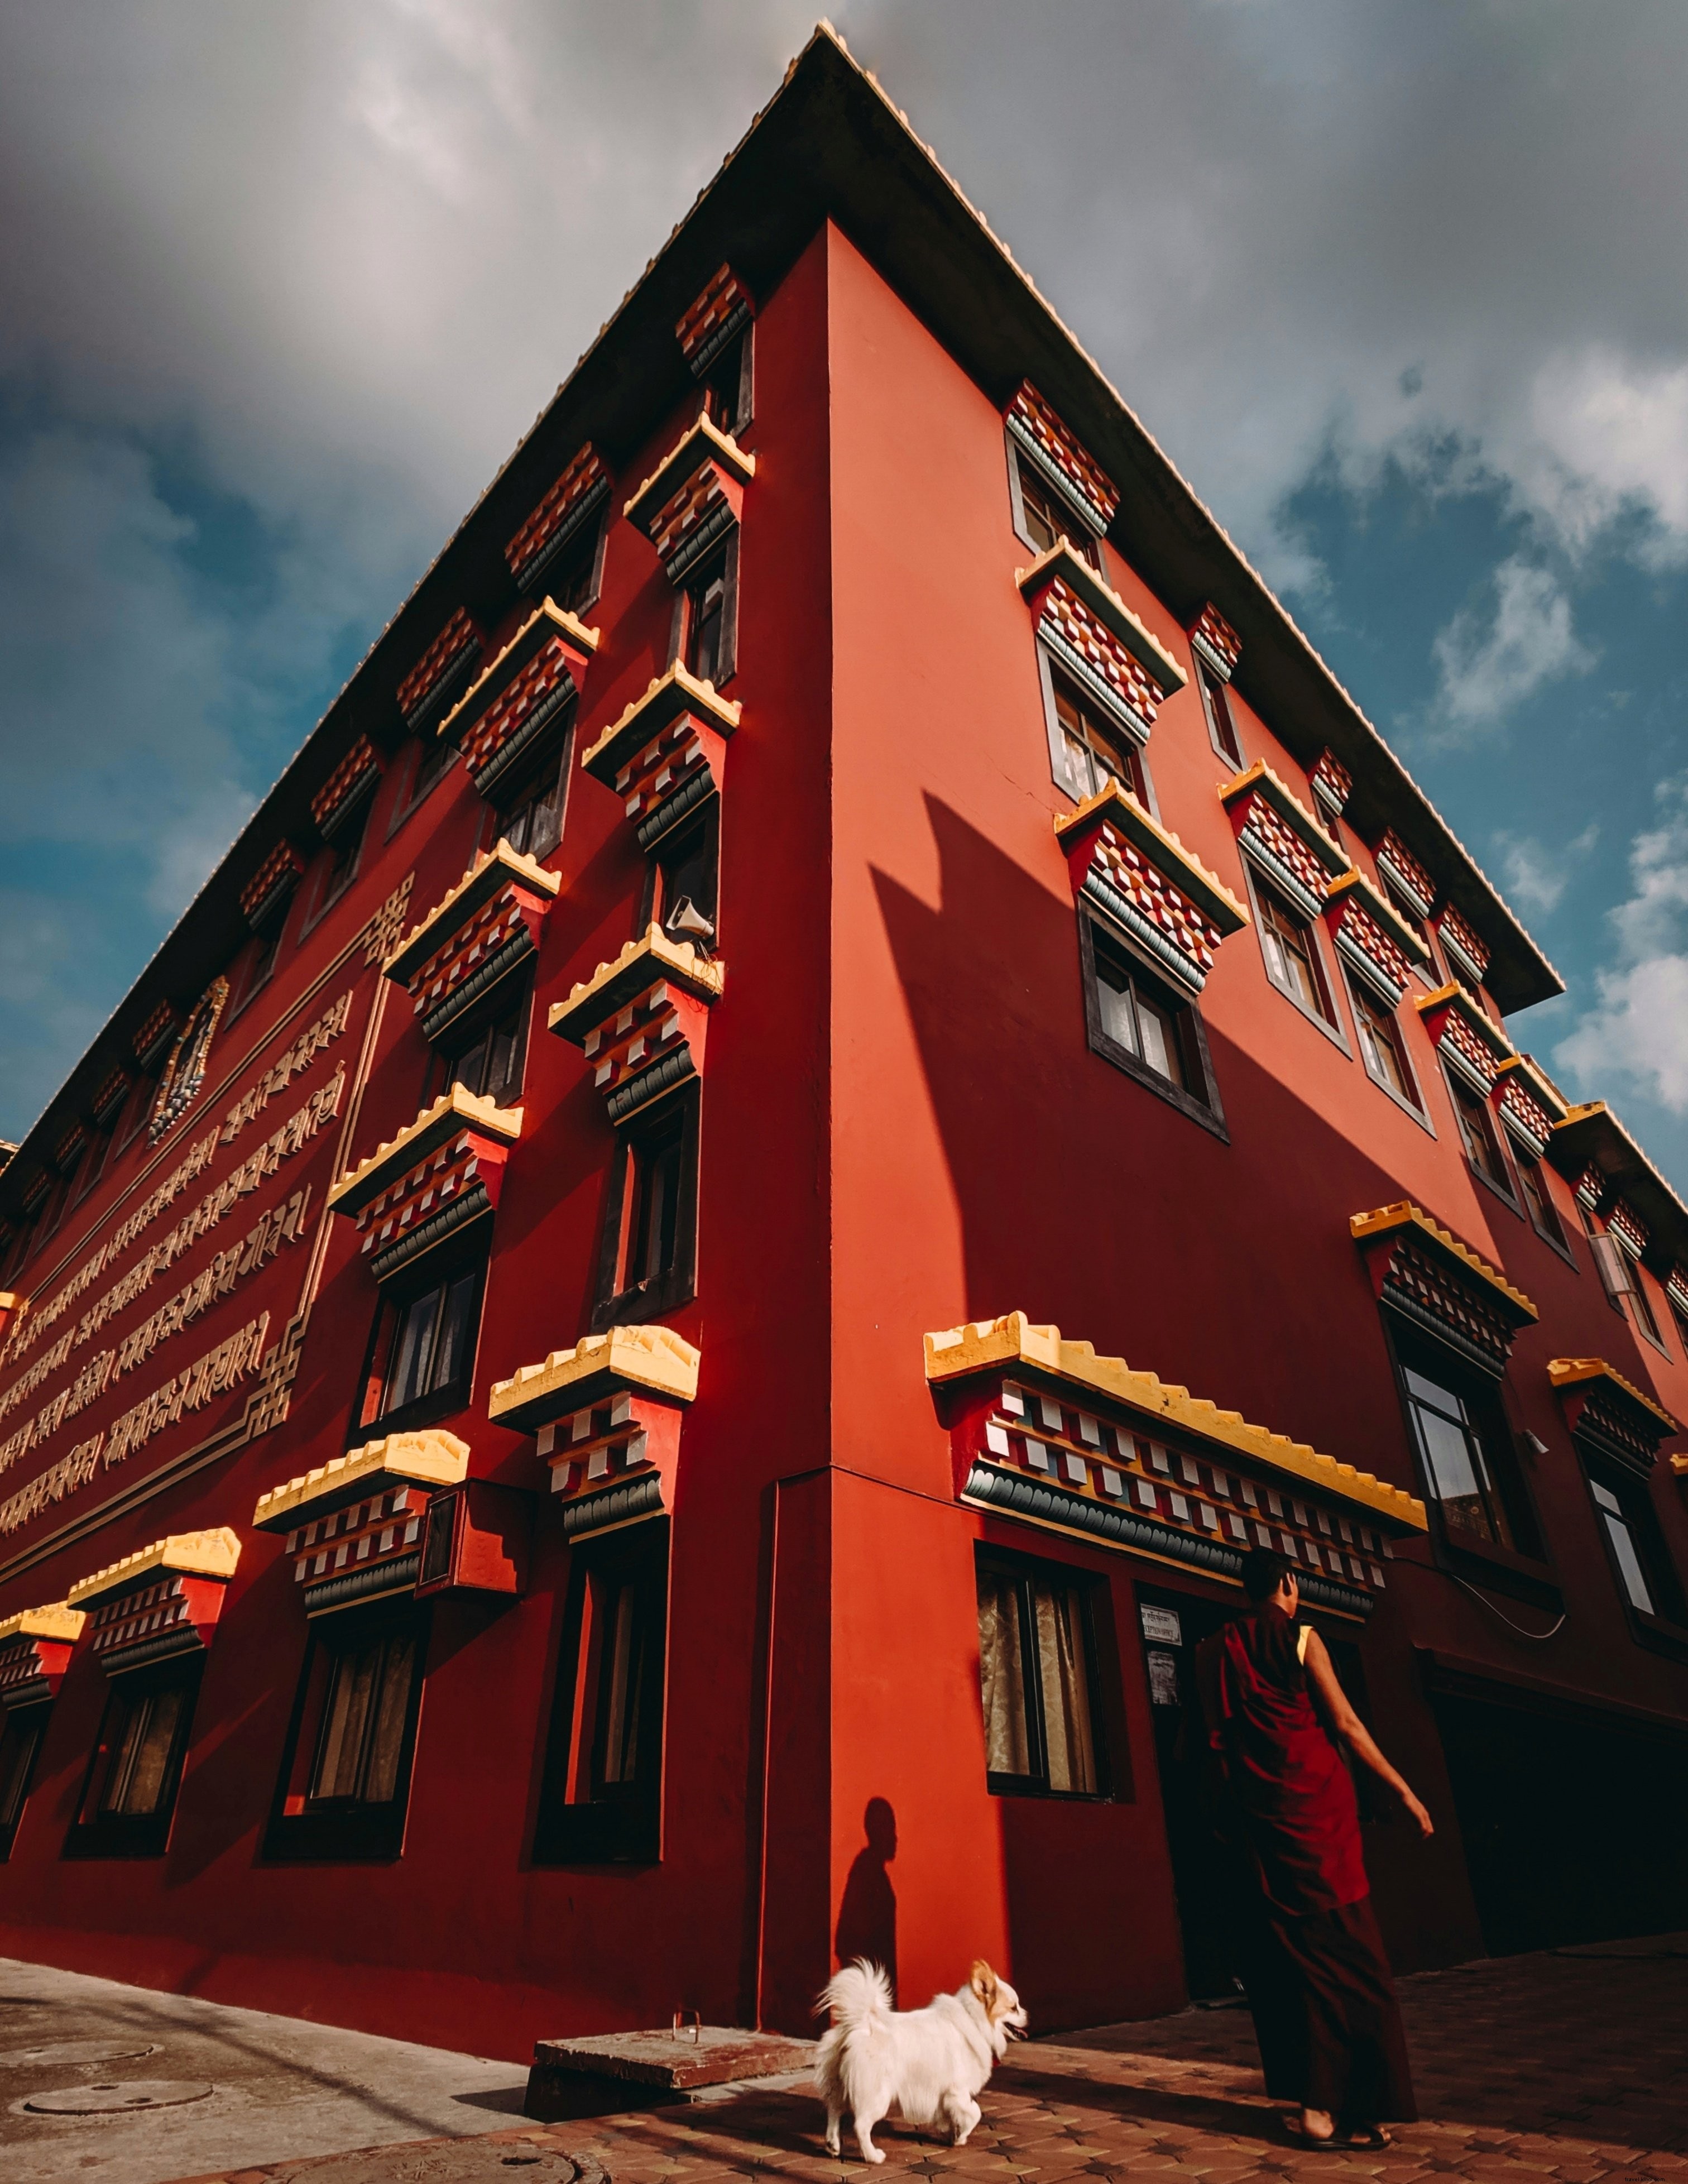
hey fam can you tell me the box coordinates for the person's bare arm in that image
[1302,1629,1433,1838]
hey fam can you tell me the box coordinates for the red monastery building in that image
[1,31,1686,2057]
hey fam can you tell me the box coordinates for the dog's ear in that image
[970,1960,999,2009]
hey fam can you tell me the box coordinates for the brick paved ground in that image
[173,1937,1688,2184]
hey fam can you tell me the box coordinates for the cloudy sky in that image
[3,1,1687,1186]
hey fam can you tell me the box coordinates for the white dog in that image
[814,1958,1028,2164]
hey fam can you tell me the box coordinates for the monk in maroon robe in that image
[1196,1548,1432,2149]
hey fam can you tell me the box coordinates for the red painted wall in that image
[0,214,1684,2066]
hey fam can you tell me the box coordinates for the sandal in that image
[1282,2115,1340,2151]
[1342,2126,1393,2149]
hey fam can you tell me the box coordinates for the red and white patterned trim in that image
[1006,382,1119,534]
[677,265,754,373]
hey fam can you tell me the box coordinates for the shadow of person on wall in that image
[835,1796,899,2001]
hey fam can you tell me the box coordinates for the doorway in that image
[1135,1582,1239,2001]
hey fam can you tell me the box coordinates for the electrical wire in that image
[1446,1569,1567,1641]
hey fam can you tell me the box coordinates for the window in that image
[265,1606,427,1861]
[975,1553,1106,1798]
[1080,918,1224,1134]
[699,326,752,437]
[1254,878,1339,1029]
[71,1129,112,1207]
[358,1251,486,1434]
[535,1519,668,1863]
[317,789,374,917]
[390,733,458,836]
[1195,658,1243,767]
[1013,454,1101,569]
[433,977,530,1108]
[1583,1464,1687,1628]
[235,919,285,1014]
[1515,1150,1570,1251]
[1445,1067,1516,1200]
[541,516,605,620]
[114,1072,155,1157]
[492,736,571,865]
[1047,667,1151,807]
[593,1085,700,1332]
[1672,1298,1688,1359]
[680,545,736,689]
[1624,1256,1669,1351]
[0,1705,48,1860]
[643,803,719,948]
[66,1660,200,1859]
[1392,1328,1540,1559]
[1348,974,1423,1111]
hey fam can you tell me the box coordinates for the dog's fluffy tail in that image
[817,1958,894,2035]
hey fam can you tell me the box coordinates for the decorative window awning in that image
[0,1601,85,1708]
[1350,1201,1537,1374]
[624,415,756,586]
[253,1428,471,1615]
[1493,1056,1566,1162]
[489,1324,700,1539]
[1322,869,1431,1006]
[1188,601,1241,683]
[506,444,613,594]
[439,599,599,799]
[677,265,755,375]
[1435,901,1490,989]
[240,842,307,932]
[91,1065,134,1130]
[548,928,725,1124]
[326,1086,522,1282]
[65,1529,240,1678]
[55,1123,88,1174]
[1605,1198,1648,1259]
[579,664,740,853]
[1548,1358,1681,1479]
[18,1172,49,1215]
[925,1313,1425,1620]
[397,607,485,734]
[311,735,383,840]
[1416,981,1514,1096]
[383,841,560,1045]
[1019,542,1185,743]
[1005,382,1119,538]
[1375,830,1437,923]
[1220,761,1349,921]
[1310,749,1353,826]
[1056,780,1248,995]
[132,998,180,1071]
[1668,1265,1688,1320]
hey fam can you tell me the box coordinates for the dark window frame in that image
[1342,967,1430,1124]
[534,1517,669,1865]
[300,786,377,940]
[1193,656,1244,768]
[426,971,533,1112]
[699,323,754,438]
[483,712,576,869]
[1576,1449,1688,1655]
[1038,650,1156,813]
[0,1702,50,1860]
[1511,1143,1576,1263]
[387,732,461,841]
[639,799,721,949]
[113,1071,156,1158]
[1383,1316,1554,1603]
[1078,913,1226,1141]
[671,537,739,692]
[354,1235,489,1441]
[263,1598,430,1863]
[974,1543,1114,1802]
[1006,439,1102,571]
[64,1654,203,1861]
[591,1083,701,1333]
[1442,1061,1522,1212]
[224,917,287,1029]
[1243,864,1349,1048]
[538,511,608,621]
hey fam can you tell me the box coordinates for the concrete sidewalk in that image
[0,1954,529,2183]
[5,1936,1686,2184]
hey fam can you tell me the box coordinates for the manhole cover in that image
[0,2039,160,2069]
[22,2078,214,2114]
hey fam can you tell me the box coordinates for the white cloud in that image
[1556,778,1688,1113]
[1492,822,1599,919]
[1430,559,1593,733]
